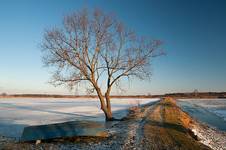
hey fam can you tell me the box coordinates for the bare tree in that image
[193,89,199,97]
[41,9,163,121]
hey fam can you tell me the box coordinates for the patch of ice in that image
[212,110,226,121]
[0,98,159,138]
[178,99,226,122]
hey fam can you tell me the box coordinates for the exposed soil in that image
[0,98,218,150]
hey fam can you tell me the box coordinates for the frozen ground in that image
[0,98,159,139]
[178,99,226,131]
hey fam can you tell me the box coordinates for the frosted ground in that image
[0,98,159,138]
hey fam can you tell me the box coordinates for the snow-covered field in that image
[0,98,159,138]
[178,99,226,131]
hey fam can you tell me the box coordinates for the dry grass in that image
[142,97,210,150]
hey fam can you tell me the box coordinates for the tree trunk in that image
[105,92,112,120]
[103,107,113,121]
[94,86,113,121]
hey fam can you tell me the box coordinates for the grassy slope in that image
[142,97,211,150]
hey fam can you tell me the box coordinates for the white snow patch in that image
[191,123,226,150]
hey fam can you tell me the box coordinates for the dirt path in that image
[121,102,155,150]
[118,97,210,150]
[107,97,211,150]
[1,98,212,150]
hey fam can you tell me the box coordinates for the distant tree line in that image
[1,93,7,96]
[165,92,226,98]
[1,92,225,99]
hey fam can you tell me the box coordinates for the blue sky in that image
[0,0,226,95]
